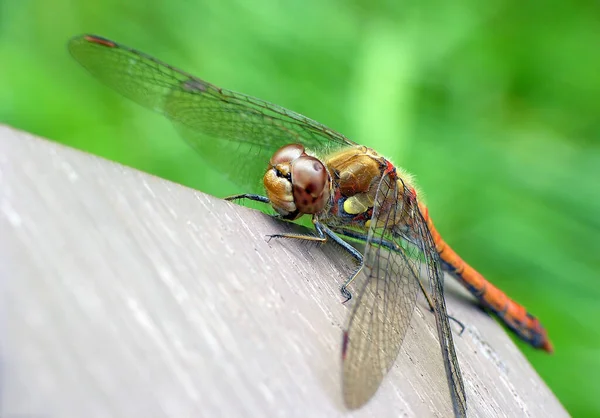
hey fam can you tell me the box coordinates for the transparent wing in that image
[68,34,355,193]
[341,171,466,417]
[341,171,419,408]
[412,203,467,417]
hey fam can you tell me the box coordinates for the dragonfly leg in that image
[269,219,364,303]
[340,265,363,303]
[266,222,328,243]
[415,281,466,335]
[317,222,364,304]
[318,221,363,263]
[330,226,466,334]
[267,219,363,263]
[224,193,270,204]
[451,316,466,336]
[225,196,368,303]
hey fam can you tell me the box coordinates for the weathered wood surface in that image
[0,124,567,418]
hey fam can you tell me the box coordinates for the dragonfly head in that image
[264,144,331,220]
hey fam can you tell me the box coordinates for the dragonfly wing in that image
[68,35,355,193]
[341,171,420,409]
[410,207,467,417]
[341,170,467,416]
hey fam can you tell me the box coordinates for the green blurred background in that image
[1,0,598,415]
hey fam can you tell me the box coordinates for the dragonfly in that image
[68,34,553,416]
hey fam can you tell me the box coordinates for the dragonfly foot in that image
[448,314,466,336]
[341,286,352,304]
[424,305,466,336]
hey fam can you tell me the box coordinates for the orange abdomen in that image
[419,203,553,353]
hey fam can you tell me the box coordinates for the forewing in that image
[68,34,355,193]
[341,171,420,409]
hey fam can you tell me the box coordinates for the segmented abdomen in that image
[419,203,553,353]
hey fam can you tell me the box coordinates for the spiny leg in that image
[340,265,363,304]
[227,193,331,243]
[319,222,363,303]
[268,219,363,261]
[226,196,368,307]
[330,226,465,335]
[225,193,270,204]
[268,219,364,303]
[225,194,351,253]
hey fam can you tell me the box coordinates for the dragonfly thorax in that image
[263,144,331,220]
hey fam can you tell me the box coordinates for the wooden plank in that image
[0,124,567,417]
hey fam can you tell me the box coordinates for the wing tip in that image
[82,34,117,47]
[68,34,117,49]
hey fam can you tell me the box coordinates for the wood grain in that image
[0,124,567,417]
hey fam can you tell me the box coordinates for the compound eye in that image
[270,144,306,166]
[291,156,330,214]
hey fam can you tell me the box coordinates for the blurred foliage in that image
[1,0,599,415]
